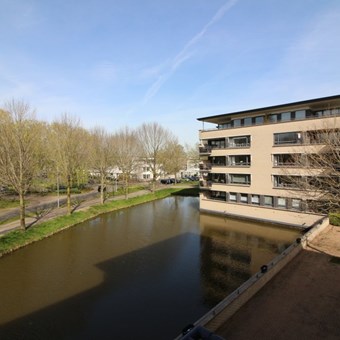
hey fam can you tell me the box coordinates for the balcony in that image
[199,146,212,155]
[199,180,212,189]
[199,163,212,171]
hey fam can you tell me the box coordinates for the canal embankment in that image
[0,186,198,258]
[177,217,340,339]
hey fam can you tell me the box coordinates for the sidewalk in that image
[0,189,151,235]
[215,224,340,340]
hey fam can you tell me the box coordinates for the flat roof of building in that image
[197,94,340,125]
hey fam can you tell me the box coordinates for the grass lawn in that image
[0,199,19,209]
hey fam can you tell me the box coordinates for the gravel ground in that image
[216,224,340,340]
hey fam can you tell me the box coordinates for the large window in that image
[230,174,251,185]
[210,191,227,201]
[274,132,301,145]
[254,116,264,125]
[208,138,226,149]
[294,110,306,120]
[210,173,226,183]
[305,130,340,144]
[210,156,226,166]
[273,154,298,166]
[228,135,251,148]
[273,175,301,188]
[229,155,251,166]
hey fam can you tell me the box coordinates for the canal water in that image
[0,196,300,339]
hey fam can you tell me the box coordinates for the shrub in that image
[329,213,340,226]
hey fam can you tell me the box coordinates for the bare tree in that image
[137,122,173,191]
[113,127,141,199]
[50,114,89,214]
[160,140,187,181]
[0,100,44,230]
[281,122,340,213]
[185,142,200,175]
[89,127,115,204]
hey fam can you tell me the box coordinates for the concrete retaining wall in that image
[175,216,329,338]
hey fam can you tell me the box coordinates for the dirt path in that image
[306,225,340,257]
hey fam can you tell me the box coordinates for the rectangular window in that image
[209,138,226,149]
[229,135,251,148]
[229,192,237,201]
[264,196,273,206]
[269,114,278,123]
[229,155,251,166]
[273,154,297,166]
[244,117,252,126]
[240,193,248,203]
[292,198,302,210]
[274,132,301,145]
[233,119,241,127]
[254,116,264,125]
[294,110,306,120]
[280,112,291,122]
[274,175,300,188]
[211,156,226,166]
[230,174,251,185]
[277,197,287,208]
[251,195,260,205]
[211,173,226,183]
[210,191,227,201]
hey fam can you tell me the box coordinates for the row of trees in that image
[0,99,197,230]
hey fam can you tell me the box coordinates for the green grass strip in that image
[0,199,19,209]
[329,212,340,226]
[0,187,193,257]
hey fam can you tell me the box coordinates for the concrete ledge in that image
[175,216,329,338]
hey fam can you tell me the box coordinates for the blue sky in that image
[1,0,340,145]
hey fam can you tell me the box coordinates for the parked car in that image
[160,178,181,184]
[160,178,172,184]
[183,175,199,182]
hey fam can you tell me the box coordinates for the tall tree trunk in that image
[100,173,105,204]
[67,174,72,215]
[19,191,26,230]
[124,175,128,200]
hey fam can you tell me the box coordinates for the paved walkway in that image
[215,224,340,340]
[0,189,151,235]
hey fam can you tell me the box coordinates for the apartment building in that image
[197,95,340,228]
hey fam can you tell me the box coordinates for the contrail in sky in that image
[143,0,239,105]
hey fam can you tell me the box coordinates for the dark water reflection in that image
[0,197,299,339]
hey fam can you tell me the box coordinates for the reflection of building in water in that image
[199,213,299,307]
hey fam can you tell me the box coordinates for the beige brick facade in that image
[197,95,340,227]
